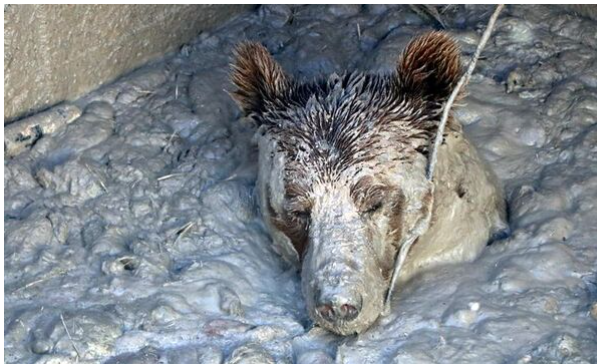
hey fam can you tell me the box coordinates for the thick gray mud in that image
[4,5,597,363]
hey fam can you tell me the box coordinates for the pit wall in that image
[4,4,253,124]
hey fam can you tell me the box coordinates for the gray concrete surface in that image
[4,4,253,124]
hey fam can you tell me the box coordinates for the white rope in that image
[426,4,505,181]
[384,197,432,308]
[385,4,505,309]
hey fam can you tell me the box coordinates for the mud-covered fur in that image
[230,32,507,335]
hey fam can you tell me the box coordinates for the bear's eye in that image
[288,208,310,228]
[351,176,389,215]
[284,198,311,224]
[361,193,385,215]
[291,210,310,221]
[363,198,384,215]
[356,185,387,215]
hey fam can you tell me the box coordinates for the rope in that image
[385,4,505,309]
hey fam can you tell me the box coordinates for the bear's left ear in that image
[397,32,462,106]
[230,42,289,117]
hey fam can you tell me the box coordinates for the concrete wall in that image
[4,4,252,124]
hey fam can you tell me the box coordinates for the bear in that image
[229,31,507,335]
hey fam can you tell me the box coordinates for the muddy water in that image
[4,5,597,363]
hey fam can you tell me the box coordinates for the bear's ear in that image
[397,32,462,106]
[230,42,289,116]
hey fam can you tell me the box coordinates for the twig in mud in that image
[440,5,454,14]
[131,85,155,95]
[173,222,194,245]
[385,4,505,309]
[15,278,50,292]
[60,314,82,360]
[13,268,67,293]
[83,163,108,192]
[162,130,179,153]
[131,178,142,190]
[224,173,238,181]
[157,173,185,181]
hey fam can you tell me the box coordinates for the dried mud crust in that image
[4,5,597,363]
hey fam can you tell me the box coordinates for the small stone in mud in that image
[517,354,532,364]
[556,334,580,358]
[468,302,480,312]
[31,338,53,354]
[506,68,529,93]
[590,302,597,321]
[444,302,481,328]
[543,297,560,314]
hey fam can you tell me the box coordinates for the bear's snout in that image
[315,286,363,323]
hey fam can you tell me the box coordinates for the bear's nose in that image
[316,290,362,322]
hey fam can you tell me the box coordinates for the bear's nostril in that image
[317,303,335,322]
[315,292,362,323]
[340,303,359,321]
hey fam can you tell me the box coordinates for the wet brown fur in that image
[267,199,310,258]
[231,42,289,115]
[397,31,462,104]
[231,32,462,262]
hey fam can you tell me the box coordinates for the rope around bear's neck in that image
[384,5,505,310]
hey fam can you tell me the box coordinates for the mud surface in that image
[4,5,597,363]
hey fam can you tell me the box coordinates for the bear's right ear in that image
[230,42,289,116]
